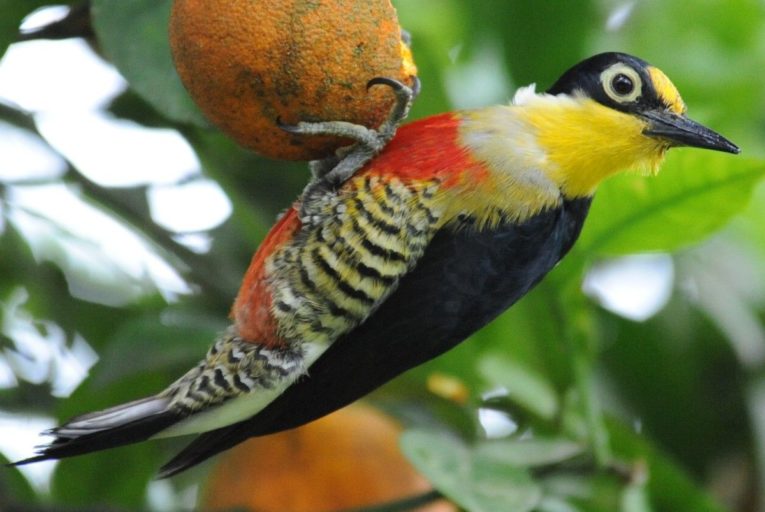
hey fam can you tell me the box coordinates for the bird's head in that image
[516,52,739,197]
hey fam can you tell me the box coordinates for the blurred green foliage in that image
[1,1,764,511]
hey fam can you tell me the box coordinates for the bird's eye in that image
[600,64,642,104]
[611,73,634,96]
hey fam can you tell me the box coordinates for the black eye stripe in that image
[612,73,634,95]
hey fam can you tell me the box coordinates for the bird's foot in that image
[278,76,420,222]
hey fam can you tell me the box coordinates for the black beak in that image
[642,110,740,154]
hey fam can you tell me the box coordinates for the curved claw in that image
[275,116,300,133]
[367,76,421,97]
[366,76,404,91]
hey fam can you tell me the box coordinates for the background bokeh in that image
[1,1,764,511]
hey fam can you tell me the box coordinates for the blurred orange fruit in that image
[169,0,417,161]
[200,404,455,512]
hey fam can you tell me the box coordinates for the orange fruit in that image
[169,0,417,161]
[200,404,456,512]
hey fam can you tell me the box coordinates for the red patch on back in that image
[361,112,489,187]
[231,207,302,347]
[230,112,488,347]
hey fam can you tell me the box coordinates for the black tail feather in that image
[157,422,247,478]
[13,403,181,465]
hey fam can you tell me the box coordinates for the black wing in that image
[158,197,591,477]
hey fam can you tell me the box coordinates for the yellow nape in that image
[520,95,668,197]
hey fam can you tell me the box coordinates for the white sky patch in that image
[478,407,519,439]
[148,179,232,233]
[0,39,126,113]
[172,232,214,254]
[0,356,18,389]
[4,318,65,387]
[0,412,56,493]
[4,321,96,397]
[8,184,191,304]
[0,122,66,181]
[583,254,674,321]
[52,333,100,397]
[19,5,71,33]
[148,480,199,512]
[2,287,98,396]
[36,111,201,187]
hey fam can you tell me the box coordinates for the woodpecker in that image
[18,53,738,477]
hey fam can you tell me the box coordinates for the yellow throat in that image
[516,89,670,198]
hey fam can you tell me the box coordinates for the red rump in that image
[232,208,302,347]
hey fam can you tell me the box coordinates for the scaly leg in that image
[278,76,420,222]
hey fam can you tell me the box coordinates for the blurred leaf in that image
[394,0,465,115]
[0,0,51,59]
[93,309,226,385]
[0,451,37,505]
[401,429,542,512]
[90,0,207,126]
[478,355,559,421]
[475,0,596,87]
[473,438,583,468]
[474,281,573,390]
[621,483,652,512]
[601,301,750,477]
[544,472,626,512]
[182,128,299,244]
[0,220,147,358]
[51,442,159,508]
[607,419,728,512]
[575,152,765,257]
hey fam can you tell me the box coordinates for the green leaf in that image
[543,473,625,512]
[473,438,583,468]
[90,0,207,126]
[93,309,225,385]
[535,496,581,512]
[478,355,560,420]
[607,419,727,512]
[51,442,159,509]
[0,451,37,504]
[401,429,542,512]
[601,302,749,480]
[575,152,765,256]
[621,482,652,512]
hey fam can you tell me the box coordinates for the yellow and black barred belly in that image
[266,173,444,347]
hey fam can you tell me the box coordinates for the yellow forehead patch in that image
[648,66,686,114]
